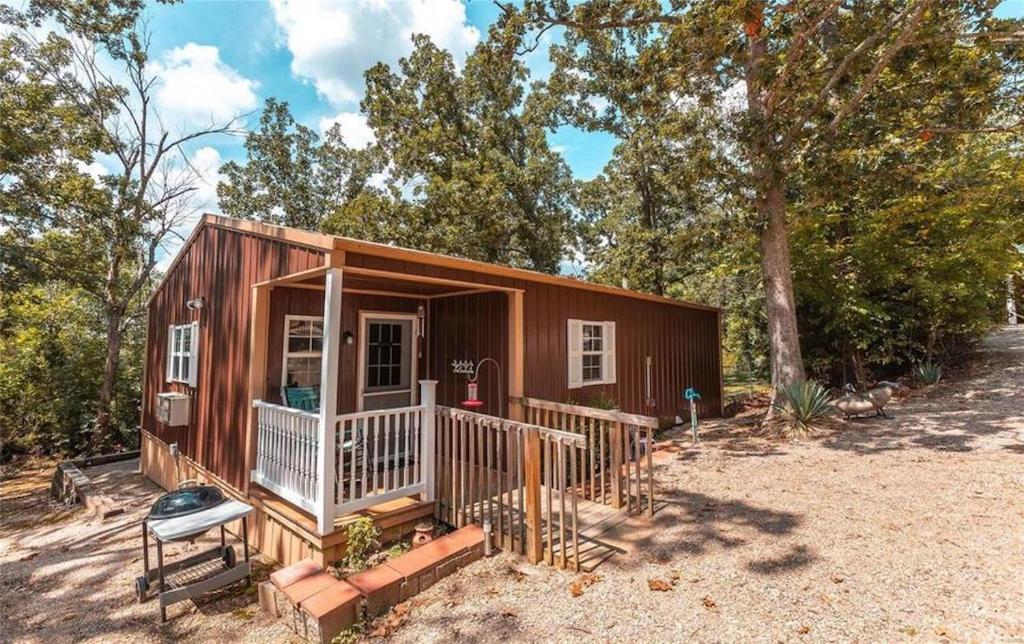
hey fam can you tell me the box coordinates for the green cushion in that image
[284,386,319,411]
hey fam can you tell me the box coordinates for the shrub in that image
[768,380,836,438]
[342,517,379,571]
[914,361,942,385]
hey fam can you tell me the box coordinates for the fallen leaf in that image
[797,625,811,635]
[702,596,717,609]
[569,581,584,597]
[830,573,844,584]
[648,578,673,592]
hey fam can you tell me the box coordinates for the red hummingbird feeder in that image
[461,382,485,408]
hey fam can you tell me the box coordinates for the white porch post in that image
[316,268,343,535]
[419,380,437,502]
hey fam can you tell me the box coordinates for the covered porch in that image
[244,263,525,535]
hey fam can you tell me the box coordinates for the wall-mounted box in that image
[156,392,191,427]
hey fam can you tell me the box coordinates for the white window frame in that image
[281,314,325,398]
[166,321,199,387]
[567,319,616,389]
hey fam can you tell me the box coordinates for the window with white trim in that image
[282,315,324,393]
[166,321,199,386]
[567,319,616,388]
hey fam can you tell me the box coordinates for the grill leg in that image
[142,521,149,580]
[220,525,226,549]
[242,517,251,587]
[156,539,166,623]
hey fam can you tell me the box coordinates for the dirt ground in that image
[2,326,1022,643]
[0,459,294,643]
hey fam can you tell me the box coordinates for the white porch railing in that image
[251,401,320,514]
[332,403,433,516]
[251,381,437,533]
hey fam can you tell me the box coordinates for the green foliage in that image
[342,517,380,572]
[385,541,411,560]
[218,98,384,231]
[0,283,141,459]
[768,381,836,438]
[914,362,943,386]
[584,391,618,411]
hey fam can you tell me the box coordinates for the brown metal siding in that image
[143,226,325,490]
[427,291,509,416]
[520,282,722,419]
[346,252,722,418]
[144,229,720,493]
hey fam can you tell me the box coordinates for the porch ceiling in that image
[263,265,517,299]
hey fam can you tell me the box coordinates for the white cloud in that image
[151,43,259,127]
[319,111,375,149]
[270,0,480,105]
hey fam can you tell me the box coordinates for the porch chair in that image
[283,386,319,411]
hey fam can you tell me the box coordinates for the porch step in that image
[261,526,487,641]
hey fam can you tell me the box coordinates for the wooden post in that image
[243,284,271,494]
[507,291,525,421]
[316,268,342,535]
[522,426,543,563]
[610,421,624,509]
[419,380,437,502]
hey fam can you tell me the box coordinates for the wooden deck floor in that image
[449,484,651,572]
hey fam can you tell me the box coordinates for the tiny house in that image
[140,214,722,565]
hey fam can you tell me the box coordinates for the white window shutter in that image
[567,319,583,389]
[166,325,175,382]
[188,320,200,387]
[603,321,616,384]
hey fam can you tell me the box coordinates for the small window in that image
[166,322,199,386]
[567,319,616,388]
[282,315,324,394]
[366,321,406,390]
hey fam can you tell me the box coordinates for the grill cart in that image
[134,485,254,622]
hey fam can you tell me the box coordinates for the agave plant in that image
[914,361,942,385]
[769,380,836,438]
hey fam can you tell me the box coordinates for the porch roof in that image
[253,264,521,299]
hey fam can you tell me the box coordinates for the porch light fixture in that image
[416,304,425,337]
[342,330,354,345]
[185,297,205,311]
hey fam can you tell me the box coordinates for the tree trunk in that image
[93,307,123,450]
[758,180,806,391]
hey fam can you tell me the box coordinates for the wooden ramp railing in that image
[434,406,590,570]
[514,397,658,516]
[434,401,659,571]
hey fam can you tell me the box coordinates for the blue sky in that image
[119,0,1024,265]
[141,0,615,200]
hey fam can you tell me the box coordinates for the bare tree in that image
[14,27,241,447]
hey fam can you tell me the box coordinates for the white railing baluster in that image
[253,399,437,521]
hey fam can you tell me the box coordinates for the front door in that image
[358,313,417,411]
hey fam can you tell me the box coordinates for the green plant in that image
[342,517,379,572]
[768,380,836,438]
[330,619,364,644]
[914,361,942,385]
[586,391,619,411]
[386,541,410,560]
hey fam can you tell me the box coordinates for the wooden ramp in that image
[443,482,648,572]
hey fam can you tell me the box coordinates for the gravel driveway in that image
[385,326,1024,642]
